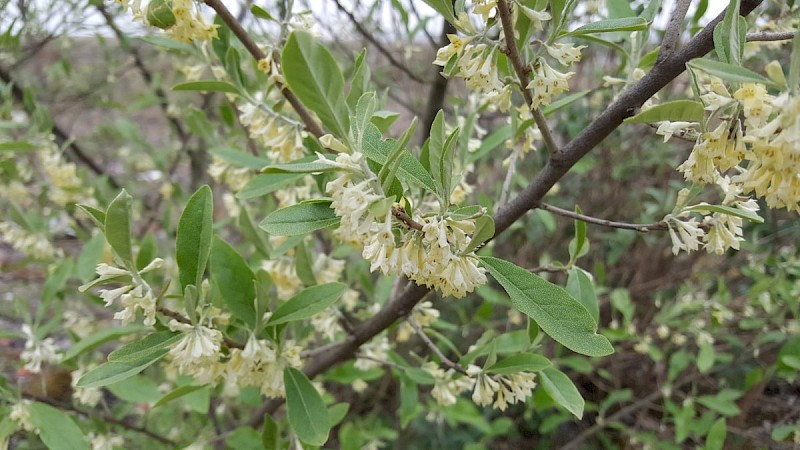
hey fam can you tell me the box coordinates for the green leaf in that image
[564,17,649,36]
[565,267,599,325]
[108,331,181,363]
[107,375,161,403]
[136,232,158,271]
[463,215,494,254]
[42,259,73,303]
[351,93,377,151]
[210,146,270,170]
[294,240,317,286]
[697,389,742,416]
[428,111,447,198]
[28,402,89,450]
[378,118,418,194]
[262,414,280,450]
[172,80,239,94]
[361,123,437,193]
[684,203,764,223]
[284,367,330,446]
[688,58,776,87]
[790,32,800,92]
[486,353,551,374]
[250,4,275,21]
[371,111,400,133]
[542,90,591,116]
[399,376,419,429]
[259,200,340,236]
[421,0,457,25]
[238,172,306,199]
[139,35,197,54]
[282,31,349,138]
[328,403,350,426]
[697,342,715,373]
[715,0,742,64]
[268,283,346,325]
[705,418,727,450]
[347,49,371,110]
[61,325,145,363]
[105,190,134,264]
[539,367,584,419]
[469,124,511,162]
[211,237,256,327]
[76,204,106,230]
[625,100,705,124]
[228,427,263,450]
[154,384,207,408]
[261,160,339,175]
[0,141,36,152]
[77,354,167,388]
[479,256,614,357]
[176,185,213,291]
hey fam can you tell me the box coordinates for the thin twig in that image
[495,0,559,156]
[0,65,122,189]
[331,0,426,84]
[537,203,668,232]
[657,0,692,65]
[407,0,439,48]
[408,317,468,375]
[745,30,796,41]
[529,265,567,274]
[392,206,424,231]
[203,0,325,138]
[22,393,175,446]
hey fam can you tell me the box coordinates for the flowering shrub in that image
[1,0,799,448]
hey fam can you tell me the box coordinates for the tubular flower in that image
[79,258,164,326]
[526,60,573,109]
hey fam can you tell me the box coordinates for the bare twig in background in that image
[22,393,175,446]
[330,0,427,84]
[203,0,326,138]
[0,66,122,189]
[537,202,668,232]
[495,0,559,156]
[408,317,468,375]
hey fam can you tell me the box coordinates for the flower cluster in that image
[526,59,574,109]
[238,103,305,163]
[116,0,217,42]
[19,324,62,373]
[664,184,759,255]
[0,221,62,261]
[226,335,303,398]
[396,301,441,342]
[207,157,253,192]
[40,149,93,207]
[433,36,511,111]
[79,258,164,326]
[676,75,800,213]
[324,151,487,298]
[427,363,473,406]
[467,365,537,411]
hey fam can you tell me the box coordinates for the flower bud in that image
[146,0,176,30]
